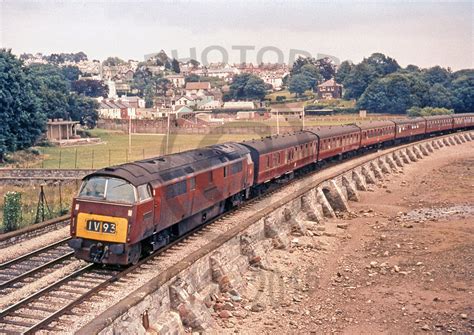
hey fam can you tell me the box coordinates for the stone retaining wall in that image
[0,169,94,185]
[78,132,473,335]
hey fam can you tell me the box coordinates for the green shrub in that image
[3,192,22,232]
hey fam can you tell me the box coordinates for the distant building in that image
[99,99,136,119]
[120,96,146,108]
[317,79,343,99]
[223,101,255,110]
[46,119,79,142]
[185,82,211,96]
[166,74,186,88]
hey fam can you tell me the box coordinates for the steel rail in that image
[0,252,75,291]
[0,237,71,270]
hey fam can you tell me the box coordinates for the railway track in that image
[0,238,73,294]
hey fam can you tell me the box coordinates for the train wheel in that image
[128,243,142,265]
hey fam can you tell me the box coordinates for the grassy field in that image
[33,130,258,169]
[0,182,78,232]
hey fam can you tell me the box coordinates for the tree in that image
[335,61,353,84]
[299,64,323,88]
[357,73,415,114]
[171,59,180,74]
[243,76,267,100]
[188,59,200,68]
[288,74,311,97]
[72,51,88,63]
[72,79,108,98]
[365,53,400,76]
[315,57,336,80]
[342,52,400,100]
[61,66,81,82]
[0,49,46,162]
[67,94,99,128]
[228,74,266,100]
[185,74,201,82]
[103,57,126,67]
[422,66,451,86]
[291,56,336,80]
[343,62,377,99]
[451,71,474,113]
[426,83,453,109]
[28,63,99,127]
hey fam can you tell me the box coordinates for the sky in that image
[0,0,472,70]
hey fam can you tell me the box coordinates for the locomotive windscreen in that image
[78,177,136,204]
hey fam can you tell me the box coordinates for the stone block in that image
[316,188,336,218]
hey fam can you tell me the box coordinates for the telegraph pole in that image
[128,113,132,156]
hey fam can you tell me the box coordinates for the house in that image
[185,82,211,96]
[120,96,146,108]
[199,100,221,110]
[259,72,288,90]
[175,95,197,108]
[98,99,136,119]
[223,101,255,110]
[166,74,186,88]
[317,79,343,99]
[156,105,194,118]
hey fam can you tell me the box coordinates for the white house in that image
[223,101,255,110]
[166,74,186,88]
[175,95,197,108]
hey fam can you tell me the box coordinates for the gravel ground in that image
[210,140,473,334]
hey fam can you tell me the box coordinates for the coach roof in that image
[241,131,318,155]
[306,125,361,139]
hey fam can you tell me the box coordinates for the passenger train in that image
[68,113,474,265]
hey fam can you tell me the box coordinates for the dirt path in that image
[213,141,473,334]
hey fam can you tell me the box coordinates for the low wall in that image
[78,132,473,334]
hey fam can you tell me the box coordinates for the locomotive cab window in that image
[138,184,152,202]
[79,177,136,204]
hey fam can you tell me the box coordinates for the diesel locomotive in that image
[68,113,474,265]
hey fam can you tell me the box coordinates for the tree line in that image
[336,53,473,114]
[0,49,103,162]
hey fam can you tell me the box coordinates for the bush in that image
[407,106,454,117]
[3,192,22,232]
[276,95,287,102]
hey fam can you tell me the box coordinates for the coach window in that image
[138,184,152,202]
[189,177,196,191]
[223,166,228,178]
[267,155,271,168]
[209,171,213,183]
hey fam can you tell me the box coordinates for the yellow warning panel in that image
[76,213,128,243]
